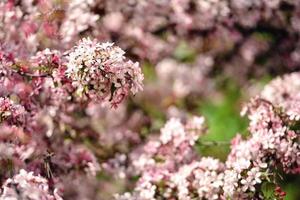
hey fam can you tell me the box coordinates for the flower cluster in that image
[65,38,143,105]
[95,0,300,73]
[0,97,26,125]
[261,72,300,121]
[117,72,300,200]
[0,36,143,198]
[0,169,62,200]
[59,0,99,45]
[130,116,206,175]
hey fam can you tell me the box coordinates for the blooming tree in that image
[0,0,300,199]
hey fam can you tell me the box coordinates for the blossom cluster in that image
[130,116,206,175]
[0,36,143,198]
[96,0,300,73]
[117,72,300,200]
[0,97,26,125]
[66,38,143,106]
[0,169,62,200]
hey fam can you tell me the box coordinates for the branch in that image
[11,68,51,78]
[196,140,230,147]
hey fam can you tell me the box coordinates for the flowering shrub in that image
[1,0,300,199]
[0,29,143,197]
[117,73,300,200]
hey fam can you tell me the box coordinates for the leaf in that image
[261,182,276,199]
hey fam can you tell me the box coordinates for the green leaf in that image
[261,182,276,199]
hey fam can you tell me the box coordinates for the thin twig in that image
[196,140,230,146]
[11,68,50,78]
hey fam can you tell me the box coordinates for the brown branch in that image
[11,68,51,78]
